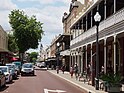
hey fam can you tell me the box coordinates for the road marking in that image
[44,88,66,93]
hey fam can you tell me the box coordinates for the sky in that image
[0,0,72,53]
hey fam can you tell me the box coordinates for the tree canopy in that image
[29,52,38,62]
[8,33,19,53]
[9,9,44,53]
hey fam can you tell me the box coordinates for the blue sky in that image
[0,0,71,53]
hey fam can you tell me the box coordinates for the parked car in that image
[39,62,46,68]
[0,66,12,83]
[0,70,6,88]
[21,63,35,76]
[6,63,18,79]
[12,61,22,75]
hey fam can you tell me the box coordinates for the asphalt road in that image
[0,68,86,93]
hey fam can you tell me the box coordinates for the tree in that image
[9,9,44,60]
[8,33,19,53]
[29,52,38,62]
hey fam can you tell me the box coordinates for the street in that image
[0,68,85,93]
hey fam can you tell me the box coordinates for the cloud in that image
[16,0,71,5]
[0,0,17,10]
[0,0,71,49]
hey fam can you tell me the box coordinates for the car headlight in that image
[21,69,24,72]
[5,74,9,78]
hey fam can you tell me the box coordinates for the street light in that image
[94,11,101,90]
[56,42,60,74]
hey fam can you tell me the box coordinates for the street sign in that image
[44,88,66,93]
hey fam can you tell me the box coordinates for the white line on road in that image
[44,88,66,93]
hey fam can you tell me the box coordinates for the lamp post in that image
[56,42,60,74]
[94,11,101,90]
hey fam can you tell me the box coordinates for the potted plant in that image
[100,73,122,92]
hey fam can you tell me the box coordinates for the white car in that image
[0,66,13,83]
[21,63,35,76]
[6,63,18,79]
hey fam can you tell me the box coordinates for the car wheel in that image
[21,73,24,76]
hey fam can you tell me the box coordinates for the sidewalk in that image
[48,69,107,93]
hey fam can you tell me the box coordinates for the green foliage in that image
[29,52,38,62]
[9,9,44,53]
[8,33,19,52]
[100,73,122,86]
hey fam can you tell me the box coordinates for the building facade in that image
[69,0,124,85]
[0,25,10,64]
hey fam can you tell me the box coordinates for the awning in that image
[11,57,19,61]
[60,50,70,56]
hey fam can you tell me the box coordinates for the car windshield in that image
[13,62,21,66]
[0,67,7,72]
[6,64,15,70]
[22,64,33,68]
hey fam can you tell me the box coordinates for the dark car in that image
[12,61,22,75]
[21,63,35,76]
[0,70,6,88]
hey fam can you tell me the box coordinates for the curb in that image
[48,70,97,93]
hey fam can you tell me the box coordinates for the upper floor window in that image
[116,0,124,11]
[106,0,114,18]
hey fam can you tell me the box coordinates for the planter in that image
[107,84,122,93]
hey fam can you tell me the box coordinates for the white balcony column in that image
[104,0,106,19]
[81,19,83,34]
[78,51,81,73]
[91,10,93,27]
[114,35,117,73]
[74,26,76,38]
[78,23,80,36]
[81,48,83,73]
[74,52,77,64]
[104,38,107,73]
[86,15,88,31]
[114,0,116,13]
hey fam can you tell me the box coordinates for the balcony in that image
[71,8,124,46]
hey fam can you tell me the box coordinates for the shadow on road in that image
[7,81,15,84]
[35,68,47,71]
[21,74,37,77]
[0,86,9,92]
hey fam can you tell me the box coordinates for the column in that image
[90,44,94,85]
[114,35,117,73]
[78,23,80,36]
[78,51,81,72]
[104,38,107,73]
[81,19,83,34]
[81,47,83,73]
[86,46,88,73]
[104,0,106,19]
[91,10,93,27]
[72,52,74,66]
[86,15,88,31]
[114,0,116,13]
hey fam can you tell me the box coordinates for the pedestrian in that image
[56,66,59,74]
[61,65,65,74]
[74,64,78,80]
[70,65,74,78]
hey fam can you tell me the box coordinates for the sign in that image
[44,89,66,93]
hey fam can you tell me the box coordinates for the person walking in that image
[70,65,74,78]
[61,65,65,74]
[56,66,59,74]
[74,64,79,80]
